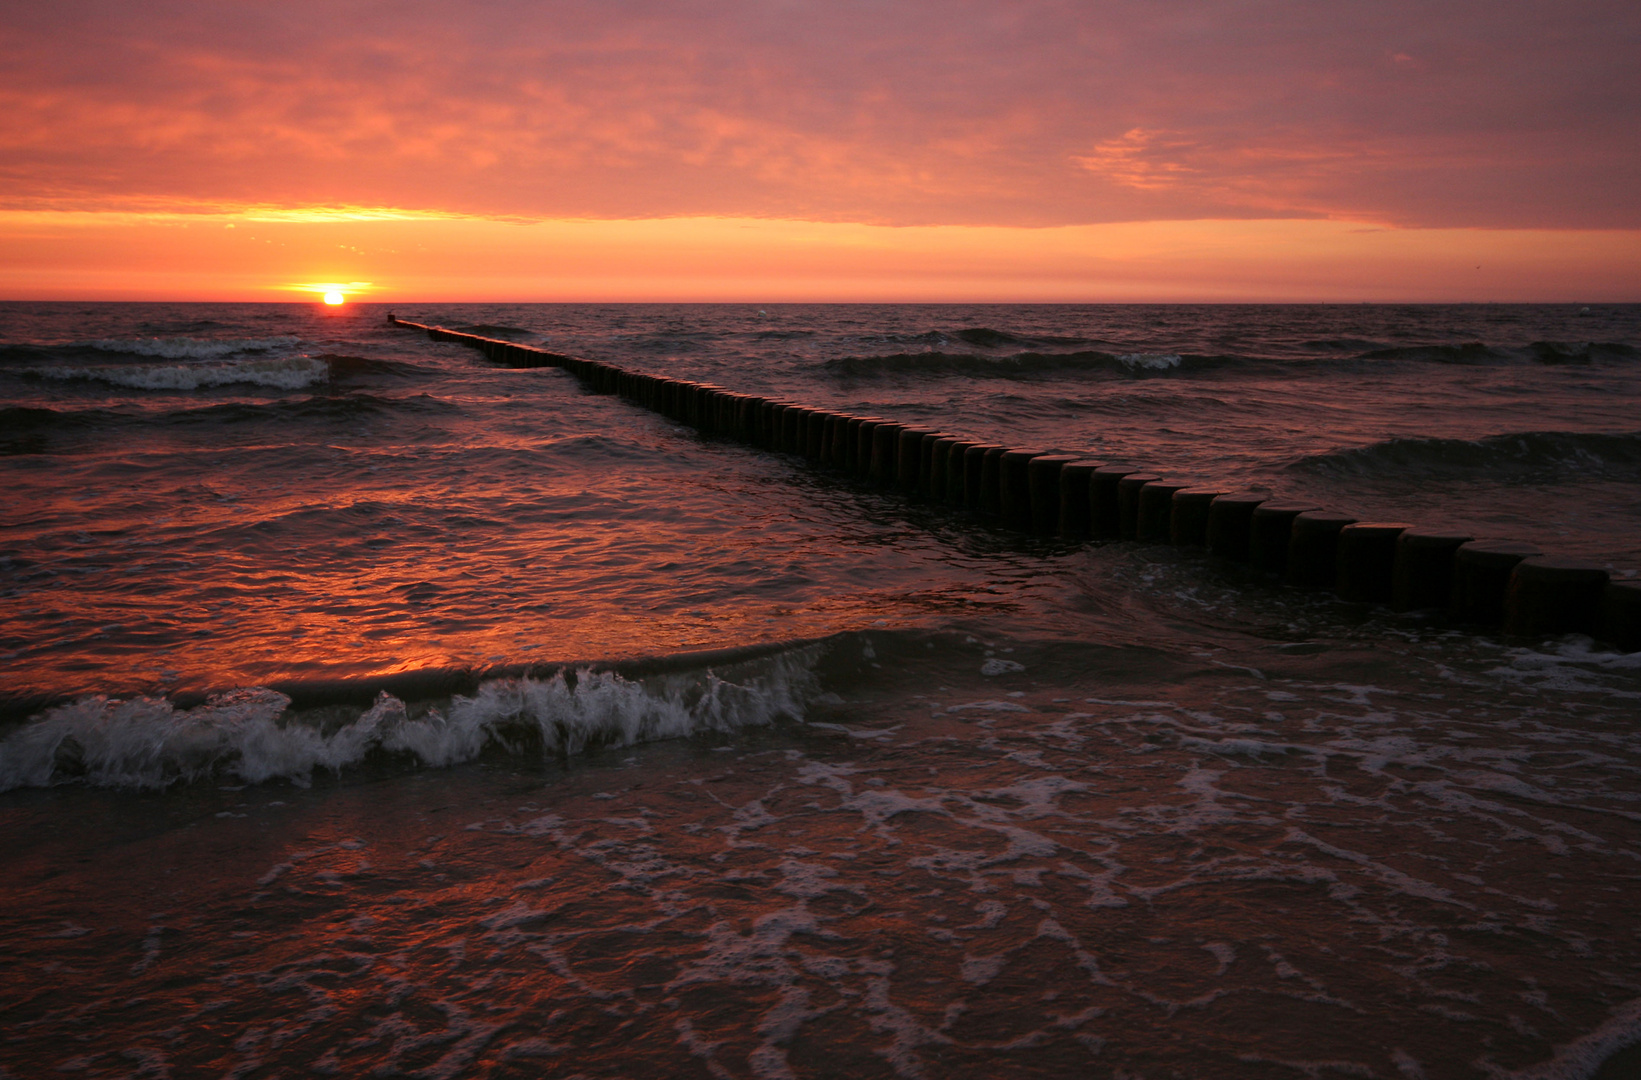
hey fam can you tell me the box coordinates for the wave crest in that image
[0,645,820,791]
[86,335,303,360]
[825,349,1194,378]
[452,324,534,339]
[1288,430,1641,482]
[1357,341,1637,365]
[28,355,332,391]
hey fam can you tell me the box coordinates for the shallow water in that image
[2,302,1640,1077]
[6,620,1641,1078]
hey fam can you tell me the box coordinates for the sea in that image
[2,301,1640,1079]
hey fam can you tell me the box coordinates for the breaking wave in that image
[0,338,428,393]
[0,643,821,791]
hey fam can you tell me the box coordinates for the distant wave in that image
[452,323,534,339]
[0,337,301,369]
[828,337,1641,377]
[314,353,424,380]
[1359,342,1501,364]
[1289,430,1641,482]
[825,349,1199,378]
[1,393,454,450]
[864,327,1099,350]
[1116,352,1187,370]
[0,404,80,430]
[0,405,101,455]
[1527,340,1638,363]
[160,392,458,426]
[20,352,424,392]
[0,344,80,366]
[953,327,1029,347]
[84,335,303,360]
[1358,341,1637,365]
[0,640,823,791]
[1299,338,1386,353]
[29,355,332,391]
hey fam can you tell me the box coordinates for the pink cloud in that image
[1,0,1636,228]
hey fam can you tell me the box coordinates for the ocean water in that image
[2,301,1640,1078]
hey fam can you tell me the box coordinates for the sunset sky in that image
[3,0,1637,302]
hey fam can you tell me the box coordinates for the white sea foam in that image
[0,689,297,791]
[30,355,330,392]
[1498,995,1641,1080]
[0,650,818,791]
[1118,352,1183,370]
[1490,639,1641,699]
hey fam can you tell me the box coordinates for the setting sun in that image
[3,3,1641,1075]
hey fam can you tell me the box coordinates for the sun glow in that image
[0,212,1636,302]
[290,280,371,304]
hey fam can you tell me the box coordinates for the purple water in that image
[2,301,1639,1078]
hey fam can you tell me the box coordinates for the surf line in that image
[388,315,1640,651]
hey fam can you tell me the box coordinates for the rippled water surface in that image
[2,302,1639,1078]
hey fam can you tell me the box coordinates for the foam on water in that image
[1489,638,1641,699]
[3,628,1640,1076]
[0,646,819,791]
[3,300,1641,1074]
[1117,351,1184,370]
[1501,997,1641,1080]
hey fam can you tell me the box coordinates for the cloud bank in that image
[4,0,1637,228]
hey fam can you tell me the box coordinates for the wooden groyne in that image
[388,315,1641,651]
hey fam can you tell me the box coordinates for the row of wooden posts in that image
[392,316,1640,651]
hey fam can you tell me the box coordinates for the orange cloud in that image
[2,0,1637,231]
[1074,129,1203,192]
[2,2,1637,300]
